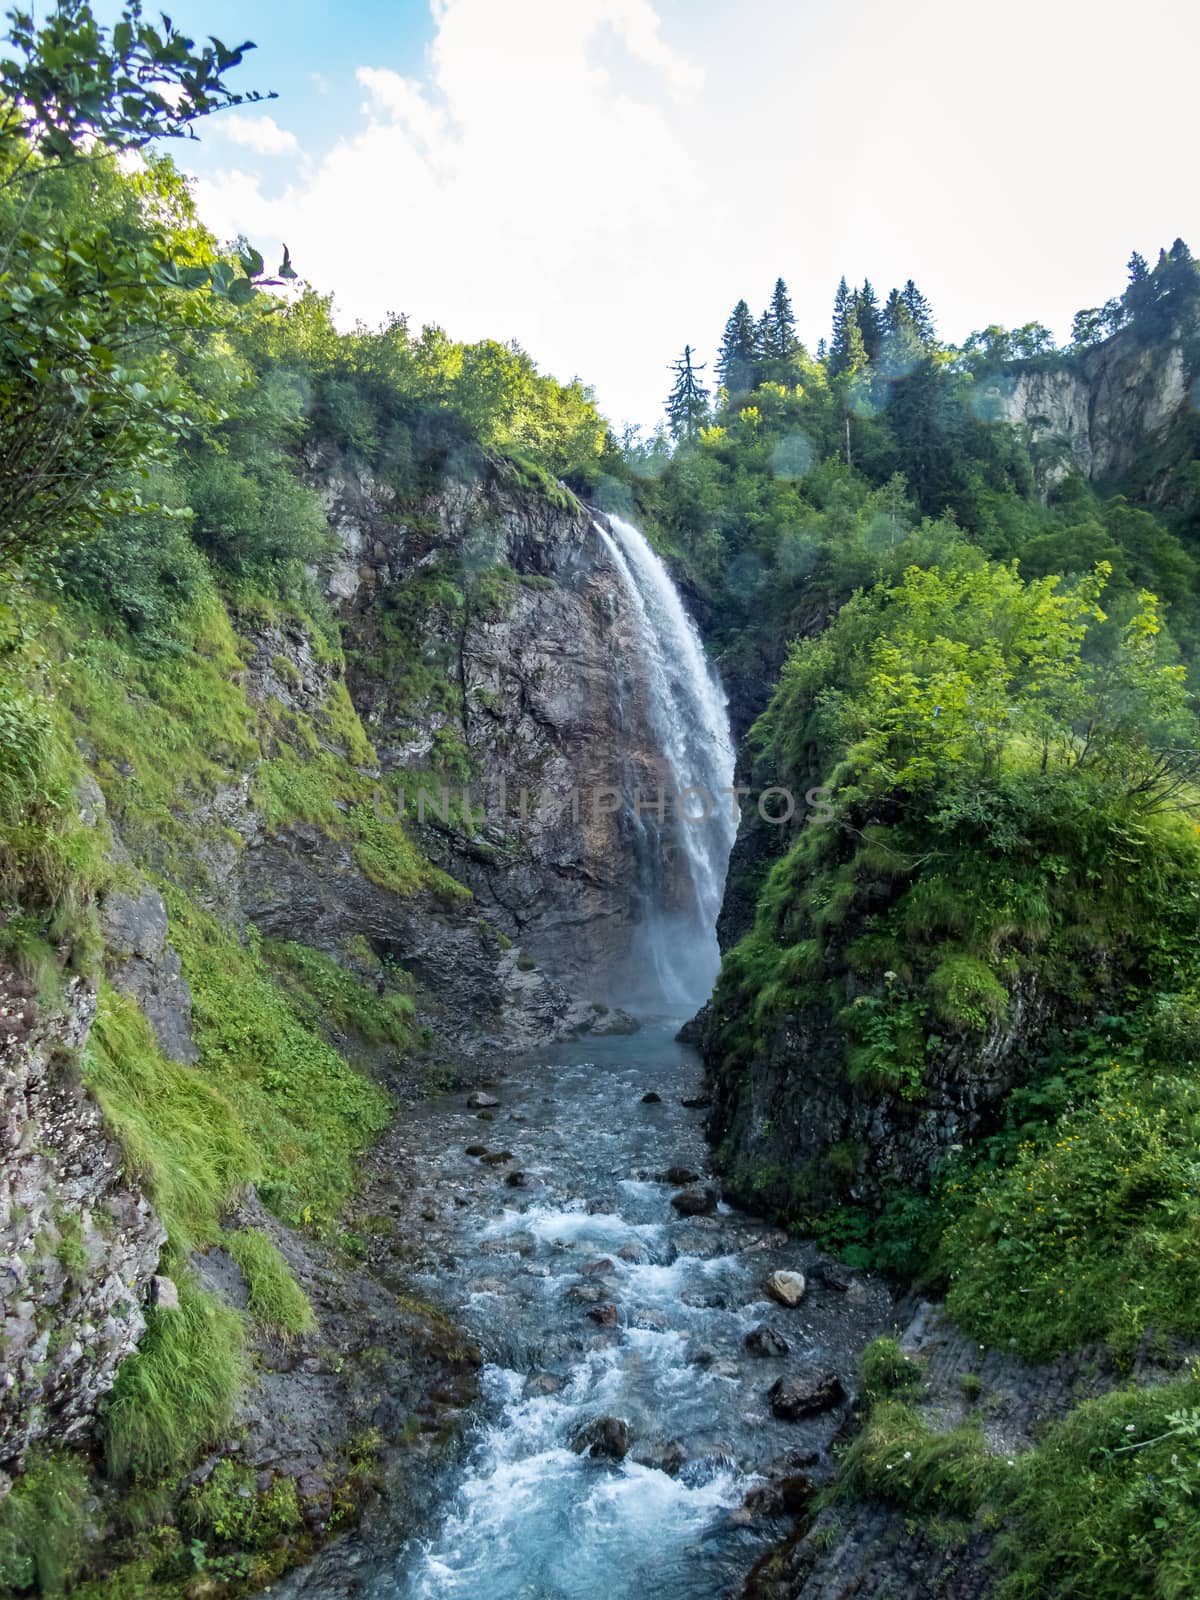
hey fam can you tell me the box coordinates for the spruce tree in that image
[899,278,936,343]
[881,289,922,377]
[717,299,759,397]
[764,277,799,360]
[665,345,710,440]
[856,279,883,363]
[828,277,855,375]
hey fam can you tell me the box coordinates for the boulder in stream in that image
[467,1091,499,1109]
[764,1269,807,1307]
[769,1372,846,1421]
[570,1415,629,1461]
[670,1186,717,1216]
[745,1325,790,1358]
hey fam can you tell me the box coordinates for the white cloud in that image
[188,0,1199,428]
[213,113,300,156]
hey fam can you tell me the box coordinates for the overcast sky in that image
[158,0,1198,430]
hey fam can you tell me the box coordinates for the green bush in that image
[0,1450,90,1595]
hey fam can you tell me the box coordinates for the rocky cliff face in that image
[703,974,1049,1220]
[318,449,681,987]
[986,323,1194,489]
[1,455,671,1485]
[0,970,164,1473]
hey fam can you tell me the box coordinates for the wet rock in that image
[583,1257,616,1275]
[740,1472,814,1518]
[589,1009,640,1036]
[710,1359,741,1379]
[764,1269,807,1308]
[680,1095,711,1109]
[467,1091,499,1109]
[523,1373,563,1397]
[481,1150,513,1165]
[571,1415,629,1461]
[585,1199,608,1215]
[670,1186,717,1217]
[617,1242,647,1264]
[504,1169,537,1188]
[632,1307,669,1331]
[680,1290,727,1309]
[745,1325,790,1358]
[688,1346,717,1367]
[663,1165,700,1185]
[464,1143,489,1157]
[769,1372,846,1421]
[816,1261,854,1293]
[566,1284,605,1306]
[296,1471,332,1527]
[476,1110,495,1122]
[631,1439,686,1476]
[586,1303,619,1327]
[640,1091,662,1104]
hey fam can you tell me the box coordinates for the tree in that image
[762,277,800,361]
[0,1,291,573]
[829,276,865,377]
[855,279,883,363]
[665,345,710,440]
[717,298,759,397]
[900,279,936,343]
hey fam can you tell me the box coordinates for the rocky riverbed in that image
[276,1018,892,1600]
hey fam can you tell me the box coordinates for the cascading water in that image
[592,514,736,1011]
[313,519,885,1600]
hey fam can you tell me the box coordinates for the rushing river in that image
[365,1018,888,1600]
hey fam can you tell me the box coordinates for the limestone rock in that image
[765,1270,807,1308]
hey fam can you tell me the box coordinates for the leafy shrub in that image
[0,1450,90,1595]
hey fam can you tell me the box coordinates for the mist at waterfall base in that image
[593,514,737,1015]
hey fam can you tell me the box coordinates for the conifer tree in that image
[764,277,799,360]
[855,280,883,363]
[828,277,858,375]
[899,278,936,343]
[717,299,759,396]
[665,345,710,440]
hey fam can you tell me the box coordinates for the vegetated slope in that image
[663,254,1200,1595]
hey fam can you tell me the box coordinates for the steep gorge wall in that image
[990,321,1194,490]
[0,456,667,1495]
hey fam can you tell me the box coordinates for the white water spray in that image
[593,514,736,1010]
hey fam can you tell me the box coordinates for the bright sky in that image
[151,0,1198,430]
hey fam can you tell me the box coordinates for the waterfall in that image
[594,513,736,1012]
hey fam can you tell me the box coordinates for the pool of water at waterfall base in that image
[363,1019,889,1600]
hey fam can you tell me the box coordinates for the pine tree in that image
[717,299,759,397]
[665,345,710,440]
[816,336,828,362]
[855,279,882,363]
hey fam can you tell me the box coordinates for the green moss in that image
[226,1228,316,1339]
[928,954,1008,1031]
[263,939,416,1048]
